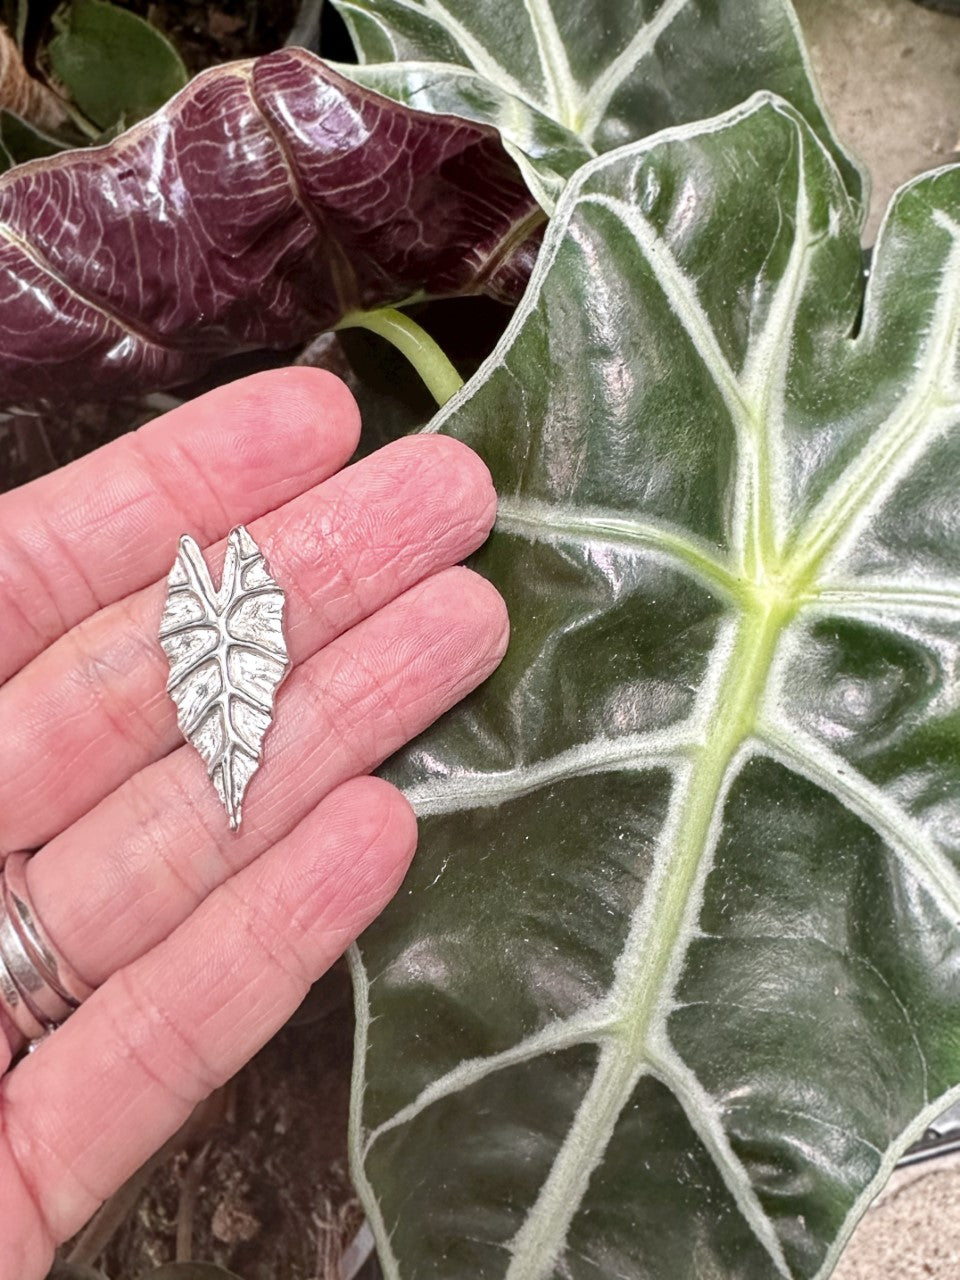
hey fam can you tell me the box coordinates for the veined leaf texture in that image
[160,527,288,831]
[350,97,960,1280]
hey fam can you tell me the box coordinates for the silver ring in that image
[0,852,94,1046]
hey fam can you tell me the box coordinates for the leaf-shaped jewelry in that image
[159,526,289,831]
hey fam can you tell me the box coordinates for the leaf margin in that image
[345,89,960,1280]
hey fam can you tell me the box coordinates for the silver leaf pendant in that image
[159,526,289,831]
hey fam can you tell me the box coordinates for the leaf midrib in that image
[357,119,960,1280]
[495,266,960,1273]
[502,596,793,1280]
[350,0,691,146]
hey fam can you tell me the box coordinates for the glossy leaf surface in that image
[334,0,861,210]
[0,49,542,402]
[351,97,960,1279]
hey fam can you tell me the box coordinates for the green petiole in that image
[335,306,464,407]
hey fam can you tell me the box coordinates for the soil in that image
[107,0,299,74]
[796,0,960,241]
[63,965,363,1279]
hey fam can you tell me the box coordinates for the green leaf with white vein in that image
[333,0,861,210]
[350,95,960,1279]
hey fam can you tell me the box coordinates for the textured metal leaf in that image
[160,526,288,831]
[333,0,861,212]
[350,96,960,1279]
[0,49,542,403]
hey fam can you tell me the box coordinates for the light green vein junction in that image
[357,124,960,1280]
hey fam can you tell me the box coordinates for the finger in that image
[0,368,360,683]
[0,434,496,851]
[0,776,416,1276]
[24,567,506,990]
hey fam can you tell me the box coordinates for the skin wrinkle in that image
[0,434,497,850]
[329,571,503,771]
[127,429,230,557]
[0,976,224,1233]
[293,788,418,946]
[20,566,505,989]
[139,375,361,515]
[0,610,175,850]
[84,759,232,950]
[0,365,509,1274]
[290,436,495,624]
[124,765,230,917]
[0,1008,18,1070]
[301,646,387,781]
[28,503,108,620]
[0,778,416,1265]
[60,620,163,759]
[209,877,316,1014]
[0,1110,57,1274]
[213,797,400,996]
[288,488,387,632]
[130,753,243,897]
[321,639,416,755]
[0,524,72,673]
[108,963,225,1112]
[5,1044,127,1242]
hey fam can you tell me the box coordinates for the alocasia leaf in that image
[349,96,960,1279]
[333,0,862,211]
[0,49,543,402]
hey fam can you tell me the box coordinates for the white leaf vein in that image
[756,721,960,924]
[353,105,960,1280]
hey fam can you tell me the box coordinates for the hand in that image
[0,370,507,1278]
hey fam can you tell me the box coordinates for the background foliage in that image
[1,2,956,1278]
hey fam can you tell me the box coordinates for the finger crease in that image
[0,1087,89,1253]
[111,965,221,1105]
[219,875,313,995]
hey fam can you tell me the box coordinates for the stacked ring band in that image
[0,852,93,1044]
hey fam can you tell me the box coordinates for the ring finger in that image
[0,774,419,1277]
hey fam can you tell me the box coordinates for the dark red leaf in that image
[0,49,544,401]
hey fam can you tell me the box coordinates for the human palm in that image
[0,369,506,1277]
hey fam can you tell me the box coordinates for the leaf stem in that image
[336,307,464,407]
[62,101,101,142]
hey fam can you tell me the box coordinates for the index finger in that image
[0,368,361,683]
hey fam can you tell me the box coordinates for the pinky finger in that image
[0,776,417,1279]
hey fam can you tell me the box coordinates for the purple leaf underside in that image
[0,50,544,401]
